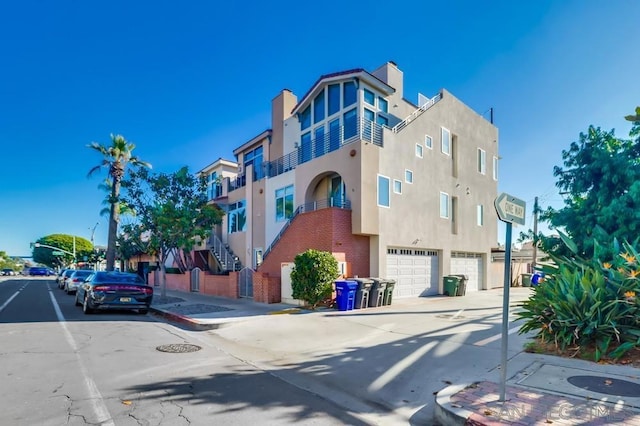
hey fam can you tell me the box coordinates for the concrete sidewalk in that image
[149,288,640,425]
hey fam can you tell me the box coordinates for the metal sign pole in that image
[499,221,512,402]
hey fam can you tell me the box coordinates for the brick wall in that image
[259,208,370,278]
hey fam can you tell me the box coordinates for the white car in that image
[64,270,93,294]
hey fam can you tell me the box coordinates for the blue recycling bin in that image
[335,280,357,311]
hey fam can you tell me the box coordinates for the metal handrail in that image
[391,92,443,133]
[208,233,240,272]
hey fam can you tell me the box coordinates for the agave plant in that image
[516,232,640,361]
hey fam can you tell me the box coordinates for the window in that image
[207,172,221,200]
[440,192,449,218]
[376,115,388,126]
[405,169,413,183]
[329,118,340,151]
[244,146,264,180]
[393,179,402,194]
[300,106,311,130]
[377,175,390,207]
[477,204,484,226]
[363,88,375,105]
[441,127,451,155]
[328,84,340,116]
[493,156,499,180]
[275,185,294,222]
[416,144,423,158]
[477,148,486,174]
[300,132,312,163]
[313,89,325,123]
[425,134,433,149]
[314,126,326,156]
[343,108,357,139]
[378,97,388,113]
[228,200,247,233]
[364,108,375,122]
[343,81,356,107]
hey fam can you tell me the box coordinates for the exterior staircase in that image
[391,92,443,133]
[208,233,241,272]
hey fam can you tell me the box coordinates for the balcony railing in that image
[208,233,241,272]
[391,92,443,133]
[227,117,386,192]
[262,197,351,260]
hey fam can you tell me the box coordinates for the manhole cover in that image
[156,344,202,353]
[567,375,640,397]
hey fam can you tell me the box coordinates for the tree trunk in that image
[106,177,121,271]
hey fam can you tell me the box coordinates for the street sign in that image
[51,251,64,256]
[494,192,526,226]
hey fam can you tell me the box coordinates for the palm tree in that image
[87,134,151,271]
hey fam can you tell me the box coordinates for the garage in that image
[386,248,439,298]
[450,252,483,292]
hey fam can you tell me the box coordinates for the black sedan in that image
[75,271,153,315]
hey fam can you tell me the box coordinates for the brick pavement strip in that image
[450,381,640,425]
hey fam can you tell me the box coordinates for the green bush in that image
[516,233,640,361]
[290,249,339,309]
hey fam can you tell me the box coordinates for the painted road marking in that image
[48,287,115,426]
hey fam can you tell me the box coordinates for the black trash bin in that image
[453,275,468,296]
[368,278,387,307]
[382,279,396,305]
[353,278,373,309]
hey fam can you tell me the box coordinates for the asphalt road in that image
[0,277,365,426]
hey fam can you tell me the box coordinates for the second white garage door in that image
[450,252,483,292]
[386,248,439,298]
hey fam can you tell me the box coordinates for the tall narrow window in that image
[275,185,294,222]
[343,108,357,140]
[300,106,311,130]
[314,126,326,157]
[343,81,356,107]
[425,134,433,149]
[328,84,340,116]
[378,175,390,207]
[416,144,423,158]
[329,118,341,151]
[477,148,486,174]
[477,204,484,226]
[441,127,451,155]
[228,200,247,233]
[378,97,388,113]
[440,192,450,218]
[300,132,312,163]
[313,89,325,123]
[393,179,402,194]
[493,156,499,180]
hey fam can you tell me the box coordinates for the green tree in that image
[32,234,93,268]
[122,166,224,297]
[540,121,640,257]
[88,134,151,271]
[290,249,339,308]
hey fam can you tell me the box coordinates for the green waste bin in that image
[521,273,532,287]
[382,279,396,305]
[443,276,460,296]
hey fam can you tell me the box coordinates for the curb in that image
[149,307,223,331]
[434,383,476,426]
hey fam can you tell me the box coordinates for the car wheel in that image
[139,308,148,315]
[83,295,93,314]
[74,292,82,307]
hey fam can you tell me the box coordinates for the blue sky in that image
[1,0,638,257]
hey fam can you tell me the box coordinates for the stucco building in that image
[196,61,500,302]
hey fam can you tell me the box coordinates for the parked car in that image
[1,268,15,276]
[64,270,93,294]
[58,269,76,289]
[29,267,50,276]
[56,269,70,284]
[75,271,153,315]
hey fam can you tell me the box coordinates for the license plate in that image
[120,297,132,302]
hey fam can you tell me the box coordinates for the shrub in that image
[290,249,339,309]
[516,233,640,361]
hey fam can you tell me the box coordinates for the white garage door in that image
[386,248,439,298]
[450,252,483,292]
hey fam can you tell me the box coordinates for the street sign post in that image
[51,251,64,256]
[494,192,527,402]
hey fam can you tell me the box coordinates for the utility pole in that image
[532,197,539,271]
